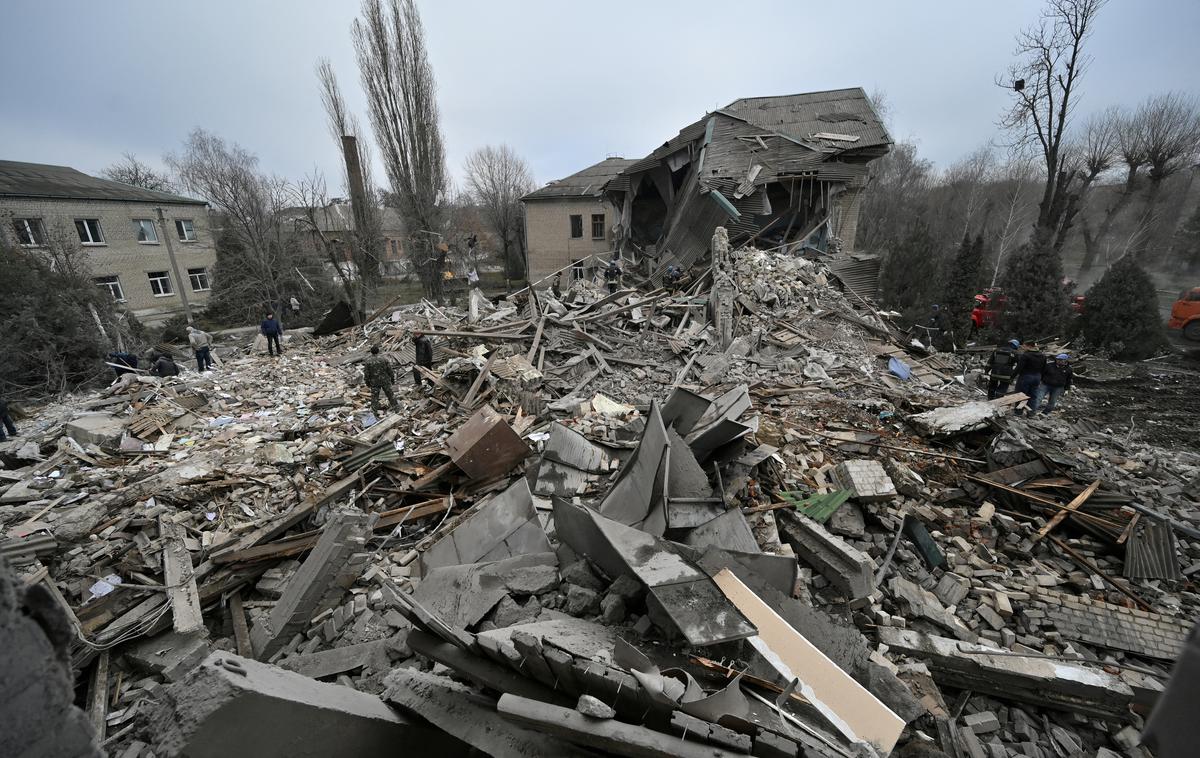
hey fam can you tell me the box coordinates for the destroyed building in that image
[522,157,636,282]
[609,87,889,274]
[0,226,1196,758]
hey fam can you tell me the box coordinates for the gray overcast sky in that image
[2,0,1198,195]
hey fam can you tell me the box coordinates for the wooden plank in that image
[712,568,903,754]
[461,351,498,409]
[525,314,547,363]
[1032,479,1102,544]
[1116,512,1140,546]
[229,591,252,657]
[88,650,109,742]
[160,518,205,634]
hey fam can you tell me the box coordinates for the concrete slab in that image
[148,653,453,757]
[421,478,551,573]
[383,668,591,758]
[681,508,760,554]
[64,413,127,447]
[777,511,875,601]
[411,552,557,629]
[597,401,670,535]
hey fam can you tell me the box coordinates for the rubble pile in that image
[1,229,1197,757]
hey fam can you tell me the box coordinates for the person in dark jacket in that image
[362,346,398,413]
[1031,353,1073,415]
[1013,343,1047,415]
[0,396,17,441]
[412,331,434,390]
[604,258,621,294]
[261,313,284,356]
[151,354,180,377]
[986,339,1021,399]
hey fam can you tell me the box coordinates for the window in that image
[591,213,606,240]
[570,260,585,281]
[569,214,583,239]
[188,267,210,291]
[133,218,158,243]
[75,218,104,244]
[175,219,197,242]
[95,275,124,302]
[12,218,46,246]
[147,271,173,296]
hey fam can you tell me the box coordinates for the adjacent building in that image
[522,88,891,283]
[521,157,635,283]
[280,199,409,277]
[0,160,215,322]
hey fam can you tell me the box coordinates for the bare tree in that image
[998,0,1106,246]
[943,144,997,238]
[1080,106,1148,274]
[988,157,1040,286]
[101,152,176,192]
[352,0,448,300]
[1132,92,1200,262]
[167,129,322,322]
[463,145,535,280]
[314,58,385,320]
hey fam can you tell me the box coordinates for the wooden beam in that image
[88,650,109,742]
[461,351,498,409]
[1032,479,1102,543]
[228,591,253,657]
[525,315,547,363]
[160,518,204,634]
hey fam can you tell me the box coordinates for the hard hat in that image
[1009,339,1020,349]
[1056,353,1069,360]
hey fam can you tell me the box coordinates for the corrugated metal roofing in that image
[0,159,207,205]
[826,254,882,300]
[522,157,637,201]
[1124,519,1182,581]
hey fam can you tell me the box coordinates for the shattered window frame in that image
[569,214,583,239]
[570,259,585,280]
[175,218,197,242]
[133,218,159,244]
[94,274,125,302]
[591,213,605,240]
[12,217,47,246]
[188,266,210,292]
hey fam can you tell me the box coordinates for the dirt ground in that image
[1075,344,1200,449]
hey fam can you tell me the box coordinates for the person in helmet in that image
[985,339,1021,399]
[1031,353,1073,415]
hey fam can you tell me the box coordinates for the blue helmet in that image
[1008,339,1020,349]
[1055,353,1069,360]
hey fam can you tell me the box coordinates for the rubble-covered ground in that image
[1,238,1197,758]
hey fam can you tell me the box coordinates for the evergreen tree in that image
[1174,205,1200,274]
[1080,256,1168,359]
[941,234,985,337]
[1000,235,1068,341]
[879,217,942,320]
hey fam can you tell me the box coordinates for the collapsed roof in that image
[603,88,891,276]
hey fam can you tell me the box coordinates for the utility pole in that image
[156,207,193,324]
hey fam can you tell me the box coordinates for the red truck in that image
[1168,286,1200,341]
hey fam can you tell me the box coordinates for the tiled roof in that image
[523,158,637,201]
[0,160,207,205]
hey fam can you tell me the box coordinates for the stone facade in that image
[1,196,215,322]
[523,197,620,283]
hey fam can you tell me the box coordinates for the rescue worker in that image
[261,312,284,356]
[927,304,951,349]
[1013,342,1047,416]
[290,296,301,318]
[151,353,180,377]
[412,331,434,391]
[107,351,139,378]
[187,326,214,372]
[1031,353,1073,415]
[0,395,17,441]
[986,339,1020,399]
[664,265,682,293]
[604,257,621,294]
[551,272,563,299]
[362,346,398,414]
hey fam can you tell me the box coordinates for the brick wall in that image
[1,197,216,322]
[1030,587,1189,661]
[523,197,618,282]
